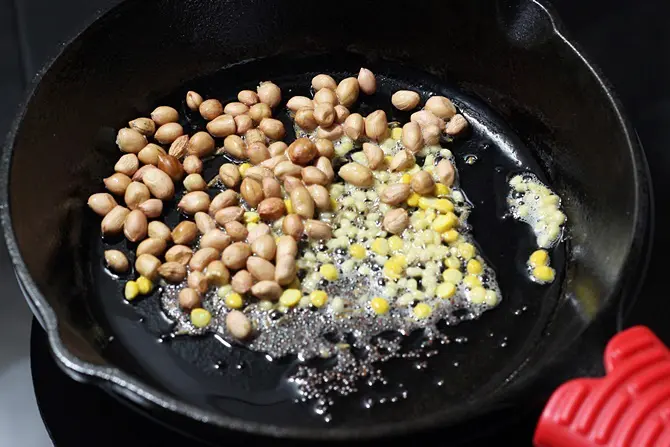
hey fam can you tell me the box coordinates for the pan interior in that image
[84,54,565,428]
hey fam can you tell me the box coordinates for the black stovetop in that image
[2,0,669,445]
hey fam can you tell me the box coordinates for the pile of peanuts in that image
[89,67,474,340]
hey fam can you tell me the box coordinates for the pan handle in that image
[534,326,670,447]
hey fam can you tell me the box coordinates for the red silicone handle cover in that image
[534,326,670,447]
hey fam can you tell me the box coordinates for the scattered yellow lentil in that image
[288,278,301,289]
[444,257,461,270]
[225,292,244,309]
[400,173,411,184]
[443,268,463,284]
[191,308,212,328]
[279,289,302,307]
[370,297,390,315]
[532,265,556,283]
[383,260,404,280]
[432,214,456,233]
[238,163,252,176]
[391,127,403,140]
[437,282,456,299]
[413,303,432,319]
[371,238,389,256]
[434,199,455,213]
[124,281,139,301]
[467,259,483,275]
[529,249,549,267]
[442,229,459,243]
[407,193,420,207]
[417,197,433,210]
[484,290,499,306]
[388,235,404,251]
[390,254,407,267]
[434,183,450,197]
[320,264,339,281]
[244,211,260,224]
[463,274,482,289]
[469,286,487,304]
[349,244,366,259]
[284,199,293,214]
[136,276,153,295]
[330,198,338,210]
[310,290,328,308]
[458,242,476,260]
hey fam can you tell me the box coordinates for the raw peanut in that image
[312,74,337,91]
[383,208,409,234]
[313,87,337,105]
[115,154,139,176]
[282,214,304,240]
[232,270,254,294]
[336,77,359,107]
[261,177,282,198]
[187,273,207,301]
[169,135,189,159]
[138,143,164,165]
[183,173,207,192]
[422,124,441,146]
[154,122,184,144]
[302,166,329,185]
[389,150,415,172]
[224,102,249,117]
[171,221,198,245]
[116,128,147,153]
[251,280,282,301]
[411,171,435,195]
[178,191,210,215]
[104,250,129,273]
[246,142,270,165]
[138,199,163,218]
[257,197,286,221]
[291,186,315,218]
[215,206,244,225]
[314,103,335,128]
[148,221,172,242]
[247,223,271,244]
[219,163,241,188]
[223,135,247,159]
[307,184,331,210]
[238,90,259,106]
[195,212,217,234]
[179,288,201,310]
[158,262,187,283]
[445,114,469,135]
[248,103,272,123]
[135,254,161,280]
[143,168,175,200]
[365,110,388,141]
[240,177,264,207]
[222,242,252,270]
[188,132,215,158]
[338,162,373,187]
[268,141,287,157]
[186,91,203,111]
[392,90,421,111]
[234,114,253,135]
[136,238,167,257]
[199,99,224,121]
[129,117,156,136]
[304,219,332,240]
[245,128,266,145]
[251,233,277,260]
[436,159,456,186]
[287,96,313,112]
[124,182,150,210]
[151,106,179,125]
[276,235,298,258]
[157,153,184,182]
[380,184,411,205]
[226,310,252,339]
[274,255,297,286]
[425,96,457,120]
[294,108,317,131]
[101,206,130,236]
[402,121,424,153]
[363,143,384,170]
[207,114,236,137]
[104,173,132,195]
[258,118,285,140]
[316,124,343,141]
[315,157,335,182]
[247,257,276,281]
[283,176,302,193]
[205,260,230,286]
[315,139,335,158]
[189,247,220,272]
[343,113,365,140]
[131,165,156,182]
[200,229,232,252]
[244,166,274,182]
[165,245,193,265]
[334,105,350,124]
[357,68,376,95]
[274,161,303,179]
[209,190,238,216]
[88,193,117,216]
[411,110,445,130]
[257,81,281,108]
[183,155,203,175]
[224,221,248,242]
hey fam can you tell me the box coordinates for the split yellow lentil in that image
[413,303,432,319]
[279,289,302,307]
[125,281,139,301]
[310,290,328,308]
[225,292,244,309]
[370,297,390,315]
[319,264,339,281]
[191,308,212,328]
[136,276,153,294]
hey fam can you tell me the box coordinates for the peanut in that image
[136,238,167,257]
[215,206,244,226]
[223,135,247,159]
[247,257,276,281]
[195,212,217,234]
[88,193,117,216]
[186,91,203,111]
[183,155,203,175]
[251,280,282,301]
[364,110,388,141]
[151,106,179,125]
[380,184,411,205]
[313,103,335,128]
[178,191,210,215]
[115,154,139,176]
[138,199,163,218]
[240,177,264,207]
[238,90,259,106]
[148,221,172,242]
[248,103,272,124]
[274,161,303,179]
[205,260,230,286]
[301,166,329,186]
[200,229,232,252]
[179,288,201,310]
[304,219,333,240]
[231,270,254,294]
[246,142,270,165]
[154,122,184,144]
[104,250,129,273]
[315,138,335,158]
[362,143,384,170]
[343,113,365,140]
[391,90,421,111]
[436,159,456,186]
[219,164,241,188]
[157,153,185,182]
[312,74,337,91]
[307,184,331,210]
[383,208,409,234]
[165,245,193,266]
[357,68,376,95]
[189,247,220,272]
[257,81,281,108]
[224,221,248,242]
[251,233,277,261]
[199,99,224,121]
[116,128,147,153]
[224,102,249,117]
[158,262,187,283]
[234,114,253,135]
[222,242,252,270]
[316,124,343,140]
[261,177,282,199]
[411,171,435,195]
[183,173,207,192]
[268,141,288,157]
[334,105,350,124]
[207,114,236,137]
[247,223,271,244]
[294,108,317,131]
[138,143,164,166]
[209,190,238,216]
[104,173,132,196]
[226,310,252,339]
[287,96,313,112]
[315,157,335,182]
[290,186,315,219]
[101,206,130,236]
[338,162,373,187]
[257,198,286,221]
[425,96,457,120]
[129,117,156,136]
[411,110,445,130]
[282,214,304,240]
[135,253,161,280]
[276,235,298,259]
[336,77,359,107]
[142,168,175,200]
[402,121,424,153]
[188,132,216,158]
[188,271,209,294]
[258,118,285,140]
[313,87,337,105]
[274,255,297,286]
[171,221,198,245]
[169,135,190,159]
[445,114,469,136]
[389,150,415,172]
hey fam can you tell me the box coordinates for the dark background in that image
[0,0,668,445]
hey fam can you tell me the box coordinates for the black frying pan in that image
[0,0,652,444]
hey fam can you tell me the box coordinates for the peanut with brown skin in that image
[183,155,203,175]
[209,190,238,216]
[104,173,132,196]
[179,288,201,310]
[247,223,271,244]
[223,135,247,159]
[178,191,210,215]
[245,128,265,145]
[142,168,175,200]
[238,90,259,106]
[135,254,161,280]
[104,250,129,273]
[312,74,337,91]
[343,113,365,140]
[138,199,163,218]
[257,198,286,221]
[234,114,253,135]
[168,135,189,159]
[291,186,315,219]
[231,270,254,294]
[274,161,302,180]
[287,96,313,112]
[158,262,187,283]
[247,257,276,281]
[307,184,331,210]
[268,141,287,157]
[224,102,249,117]
[336,77,359,107]
[391,90,421,111]
[154,122,184,144]
[251,280,282,301]
[302,166,329,186]
[222,242,252,270]
[257,81,281,108]
[425,96,457,120]
[226,310,252,339]
[124,182,150,210]
[261,177,282,198]
[276,235,298,259]
[205,261,230,286]
[148,221,172,242]
[245,166,274,182]
[188,132,216,158]
[380,184,411,205]
[219,164,241,188]
[189,273,209,296]
[207,114,236,137]
[195,212,217,234]
[88,193,117,216]
[183,173,207,192]
[186,91,203,111]
[364,110,388,141]
[316,124,343,140]
[224,221,248,242]
[248,103,272,124]
[362,143,384,170]
[294,108,317,131]
[258,118,285,140]
[274,255,297,286]
[383,208,409,234]
[129,117,156,136]
[315,157,335,182]
[282,214,304,240]
[138,144,164,165]
[199,99,224,121]
[338,163,374,187]
[251,233,277,261]
[436,159,456,186]
[283,176,302,193]
[315,139,335,158]
[357,68,376,95]
[411,171,435,195]
[165,245,193,266]
[157,153,184,182]
[151,106,179,125]
[240,177,264,207]
[334,105,350,124]
[304,219,332,240]
[189,247,220,272]
[445,114,469,136]
[314,103,335,128]
[171,221,198,245]
[402,121,424,153]
[136,238,167,257]
[246,142,270,165]
[115,154,139,176]
[200,230,232,252]
[116,128,147,153]
[215,206,244,226]
[389,150,415,172]
[101,206,130,236]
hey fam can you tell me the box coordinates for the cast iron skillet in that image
[0,0,652,443]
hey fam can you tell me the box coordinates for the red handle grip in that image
[534,326,670,447]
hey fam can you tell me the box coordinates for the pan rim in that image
[0,0,653,440]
